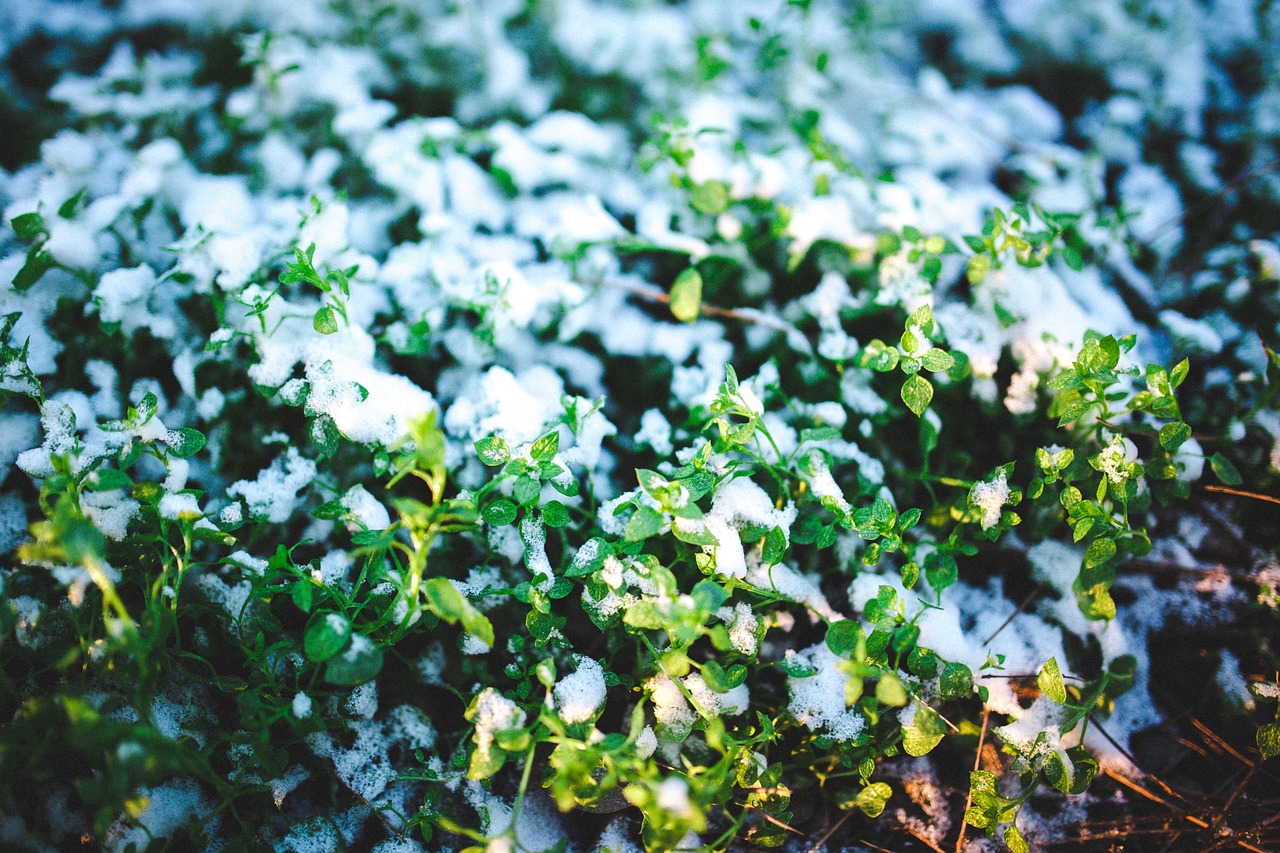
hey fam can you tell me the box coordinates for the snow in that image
[554,655,607,724]
[703,476,798,579]
[3,0,1276,847]
[715,602,760,657]
[226,447,317,523]
[471,688,527,770]
[339,485,390,530]
[969,470,1010,531]
[787,643,866,742]
[648,671,696,742]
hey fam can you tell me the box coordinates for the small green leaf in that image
[636,468,668,498]
[475,436,510,466]
[670,267,703,323]
[902,708,945,756]
[304,613,352,663]
[939,662,973,701]
[900,561,920,589]
[1209,452,1242,486]
[825,620,861,657]
[624,505,665,542]
[762,525,787,565]
[1158,421,1192,451]
[540,500,570,528]
[312,498,345,520]
[900,374,933,416]
[513,475,541,506]
[1004,824,1030,853]
[690,179,731,215]
[852,782,892,818]
[291,579,314,613]
[313,305,339,334]
[967,252,993,284]
[13,250,53,291]
[1084,537,1116,569]
[907,304,935,337]
[324,636,383,686]
[530,430,559,462]
[482,499,518,526]
[1037,657,1068,703]
[11,212,45,242]
[691,579,727,612]
[875,673,908,707]
[423,577,465,622]
[167,427,207,458]
[920,348,955,372]
[701,660,746,693]
[86,467,133,492]
[1258,722,1280,760]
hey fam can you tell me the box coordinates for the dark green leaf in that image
[86,467,132,492]
[540,500,570,528]
[13,250,52,291]
[513,475,541,506]
[624,506,664,542]
[483,499,518,526]
[762,525,787,565]
[1158,421,1191,451]
[11,212,45,242]
[691,579,727,612]
[304,613,351,663]
[167,427,207,458]
[324,637,383,685]
[312,498,345,520]
[1209,452,1242,486]
[825,620,861,657]
[939,662,973,701]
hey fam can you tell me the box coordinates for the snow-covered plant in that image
[2,1,1279,851]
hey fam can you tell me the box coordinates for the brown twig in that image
[605,278,814,346]
[1202,484,1280,507]
[740,802,806,837]
[805,810,853,853]
[954,706,990,853]
[982,584,1043,646]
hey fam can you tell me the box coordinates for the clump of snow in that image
[786,643,865,741]
[648,672,696,742]
[969,469,1010,530]
[703,477,797,579]
[471,688,527,770]
[683,672,749,718]
[554,655,607,724]
[715,602,760,657]
[226,447,317,524]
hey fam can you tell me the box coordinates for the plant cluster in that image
[1,1,1279,851]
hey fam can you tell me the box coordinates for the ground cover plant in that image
[1,0,1279,851]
